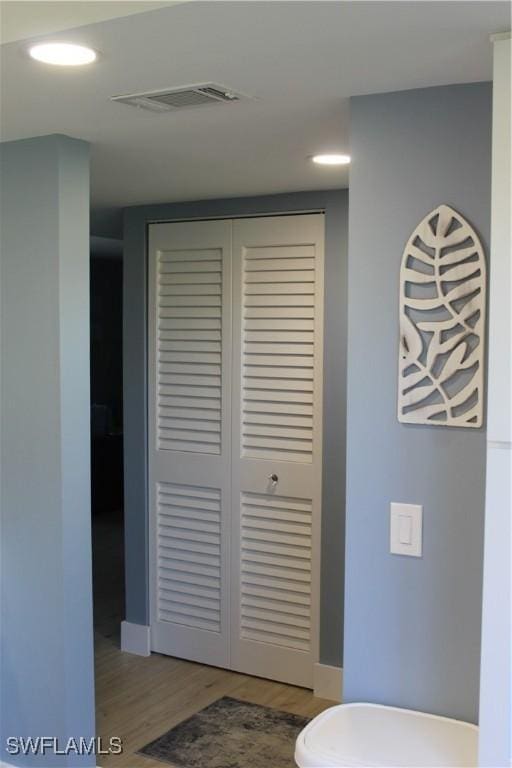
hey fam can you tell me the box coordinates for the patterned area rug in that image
[138,696,309,768]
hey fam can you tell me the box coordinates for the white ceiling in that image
[0,1,180,45]
[1,1,509,209]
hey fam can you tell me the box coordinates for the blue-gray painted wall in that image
[343,83,491,723]
[0,135,95,766]
[90,208,123,240]
[123,189,348,666]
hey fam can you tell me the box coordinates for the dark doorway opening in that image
[90,246,124,644]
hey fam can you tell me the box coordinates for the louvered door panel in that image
[231,214,324,689]
[240,492,312,651]
[149,220,231,667]
[157,247,222,454]
[157,483,221,632]
[242,245,315,462]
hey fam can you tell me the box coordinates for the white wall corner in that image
[478,32,512,768]
[120,620,151,657]
[313,663,343,702]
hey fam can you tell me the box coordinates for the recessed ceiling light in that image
[312,154,351,166]
[28,42,97,66]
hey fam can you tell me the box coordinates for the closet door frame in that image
[147,210,323,680]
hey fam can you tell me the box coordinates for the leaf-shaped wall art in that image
[398,204,486,428]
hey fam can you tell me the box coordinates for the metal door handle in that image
[268,473,278,485]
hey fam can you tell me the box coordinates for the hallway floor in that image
[95,634,332,767]
[93,517,332,767]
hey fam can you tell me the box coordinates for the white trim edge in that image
[487,440,512,450]
[120,620,151,657]
[490,31,511,42]
[313,663,343,702]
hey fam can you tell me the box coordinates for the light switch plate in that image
[390,503,422,557]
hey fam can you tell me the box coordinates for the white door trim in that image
[145,209,325,226]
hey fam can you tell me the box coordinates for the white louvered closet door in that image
[231,214,324,688]
[148,220,232,667]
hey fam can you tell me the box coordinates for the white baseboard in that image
[313,663,343,702]
[120,620,151,657]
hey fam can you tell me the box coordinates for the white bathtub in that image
[295,702,478,768]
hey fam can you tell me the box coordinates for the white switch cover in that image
[390,503,422,557]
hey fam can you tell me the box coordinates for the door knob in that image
[268,473,278,485]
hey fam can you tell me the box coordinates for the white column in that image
[478,33,512,768]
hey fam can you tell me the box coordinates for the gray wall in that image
[0,135,95,765]
[123,189,348,666]
[90,207,123,239]
[343,83,491,723]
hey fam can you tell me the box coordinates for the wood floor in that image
[95,632,333,767]
[93,517,333,767]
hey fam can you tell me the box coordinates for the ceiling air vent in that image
[111,83,245,113]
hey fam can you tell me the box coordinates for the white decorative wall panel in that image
[398,204,486,427]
